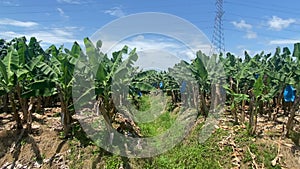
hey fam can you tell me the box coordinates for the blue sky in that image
[0,0,300,58]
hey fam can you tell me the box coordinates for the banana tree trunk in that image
[211,84,224,111]
[109,98,117,120]
[61,96,71,137]
[273,96,280,121]
[2,93,9,112]
[249,96,254,135]
[10,92,22,129]
[57,86,72,137]
[192,86,198,110]
[36,96,42,113]
[250,110,258,136]
[98,96,114,145]
[286,106,296,137]
[267,101,272,120]
[16,84,29,122]
[171,90,176,103]
[258,100,264,116]
[232,107,238,124]
[200,92,208,118]
[27,96,34,133]
[241,99,245,123]
[44,96,52,107]
[250,100,258,136]
[286,96,300,137]
[278,89,284,113]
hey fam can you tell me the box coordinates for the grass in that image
[134,93,176,137]
[147,126,231,169]
[63,95,286,168]
[64,119,284,169]
[95,122,232,169]
[136,95,151,112]
[131,91,167,123]
[233,124,281,169]
[139,112,176,137]
[101,155,123,169]
[20,138,27,146]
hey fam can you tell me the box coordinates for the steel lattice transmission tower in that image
[211,0,225,54]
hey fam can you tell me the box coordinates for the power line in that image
[224,12,300,34]
[224,0,299,11]
[225,12,300,25]
[224,0,300,15]
[1,0,214,8]
[224,27,300,41]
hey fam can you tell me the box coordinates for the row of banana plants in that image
[221,44,300,136]
[0,36,157,137]
[0,36,299,139]
[0,37,81,136]
[125,44,300,137]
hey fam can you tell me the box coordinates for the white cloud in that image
[99,34,212,62]
[98,35,209,71]
[1,0,19,6]
[103,38,180,55]
[233,48,261,59]
[104,7,125,18]
[0,31,23,39]
[269,39,300,45]
[0,27,82,48]
[57,8,69,18]
[31,31,81,47]
[235,44,275,59]
[268,16,296,31]
[232,20,252,30]
[134,50,181,71]
[245,31,257,39]
[57,0,81,4]
[52,28,73,37]
[0,18,38,27]
[232,20,257,39]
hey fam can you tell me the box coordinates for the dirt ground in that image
[0,108,72,169]
[0,108,299,169]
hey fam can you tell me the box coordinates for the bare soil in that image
[0,107,299,169]
[0,108,71,169]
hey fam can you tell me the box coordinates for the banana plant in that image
[13,37,40,132]
[0,39,9,112]
[129,70,159,109]
[285,43,300,137]
[160,72,181,108]
[248,74,264,135]
[248,72,276,135]
[189,51,209,117]
[32,42,81,137]
[221,52,253,123]
[267,47,292,116]
[223,84,249,124]
[75,37,142,138]
[0,45,22,128]
[0,37,57,131]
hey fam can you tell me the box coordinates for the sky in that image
[1,0,300,60]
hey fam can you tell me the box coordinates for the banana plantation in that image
[0,36,300,168]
